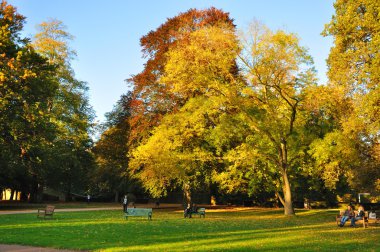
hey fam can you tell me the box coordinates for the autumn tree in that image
[127,8,235,147]
[130,17,318,216]
[310,0,380,194]
[129,24,239,204]
[126,8,236,204]
[212,22,317,215]
[0,1,59,201]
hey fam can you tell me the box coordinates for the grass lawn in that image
[0,207,379,251]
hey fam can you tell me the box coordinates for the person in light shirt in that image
[350,205,365,227]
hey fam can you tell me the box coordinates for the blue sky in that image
[9,0,335,123]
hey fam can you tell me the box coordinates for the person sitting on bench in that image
[339,205,354,227]
[350,205,365,227]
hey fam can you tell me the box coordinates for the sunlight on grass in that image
[0,208,378,251]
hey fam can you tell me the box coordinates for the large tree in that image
[219,22,317,215]
[127,8,235,147]
[0,1,59,201]
[130,24,238,204]
[311,0,380,194]
[32,18,95,200]
[130,20,317,215]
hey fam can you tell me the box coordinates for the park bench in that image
[37,205,55,219]
[184,207,206,218]
[336,210,379,228]
[125,208,152,220]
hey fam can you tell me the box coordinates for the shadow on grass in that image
[0,209,378,251]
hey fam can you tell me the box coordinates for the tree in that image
[313,0,380,194]
[221,22,317,215]
[130,25,238,204]
[130,20,317,215]
[127,8,236,204]
[127,8,235,147]
[92,94,134,202]
[0,1,60,201]
[32,18,95,200]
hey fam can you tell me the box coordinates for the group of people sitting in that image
[338,205,365,227]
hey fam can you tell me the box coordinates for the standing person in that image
[123,195,128,212]
[350,205,365,227]
[339,205,354,227]
[87,194,91,204]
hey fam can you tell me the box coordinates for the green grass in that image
[0,207,379,251]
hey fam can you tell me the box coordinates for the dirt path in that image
[0,207,120,215]
[0,244,87,252]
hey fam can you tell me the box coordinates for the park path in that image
[0,244,86,252]
[0,206,120,215]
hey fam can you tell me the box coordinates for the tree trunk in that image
[183,182,192,207]
[20,191,28,202]
[9,189,14,201]
[282,169,295,215]
[29,182,43,203]
[114,191,119,203]
[279,139,295,215]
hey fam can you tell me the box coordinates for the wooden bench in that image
[124,208,152,220]
[336,210,378,228]
[37,205,55,219]
[184,207,206,218]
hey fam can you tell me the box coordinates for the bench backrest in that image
[46,205,55,214]
[198,208,206,213]
[126,208,152,216]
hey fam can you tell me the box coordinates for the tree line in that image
[0,1,94,202]
[1,1,379,215]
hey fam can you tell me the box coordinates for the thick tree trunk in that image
[279,139,295,215]
[282,170,294,215]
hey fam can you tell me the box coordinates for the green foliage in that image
[0,2,94,200]
[91,94,136,200]
[0,1,60,198]
[30,18,95,197]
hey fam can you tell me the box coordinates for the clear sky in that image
[8,0,335,123]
